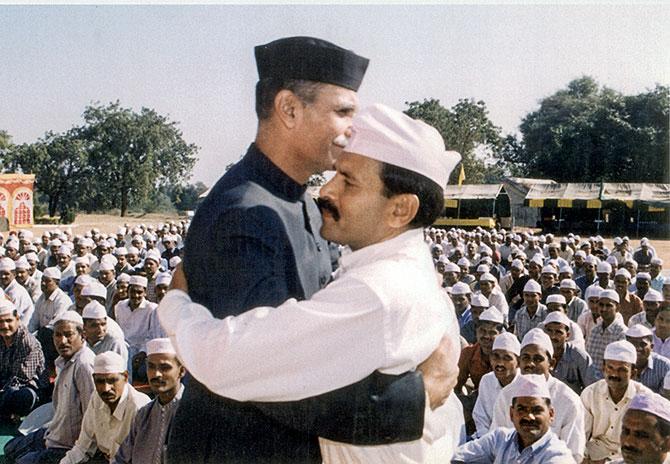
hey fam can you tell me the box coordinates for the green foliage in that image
[515,76,669,182]
[404,98,505,184]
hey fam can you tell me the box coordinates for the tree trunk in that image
[48,194,58,217]
[121,190,128,217]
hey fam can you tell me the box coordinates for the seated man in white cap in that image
[82,301,128,364]
[66,274,93,315]
[653,305,670,359]
[626,324,670,392]
[154,272,171,303]
[543,293,586,349]
[452,374,574,463]
[456,307,505,436]
[80,282,125,341]
[491,328,585,462]
[4,312,95,464]
[543,310,593,394]
[559,278,587,322]
[612,392,670,464]
[0,298,47,421]
[514,279,548,341]
[459,292,488,344]
[0,257,35,326]
[115,276,164,381]
[29,267,72,333]
[477,273,509,323]
[586,289,629,380]
[539,264,561,304]
[159,104,464,462]
[143,250,162,304]
[15,256,42,304]
[60,352,150,464]
[629,290,664,330]
[96,261,116,315]
[113,338,186,464]
[472,332,521,438]
[451,282,473,336]
[581,340,652,463]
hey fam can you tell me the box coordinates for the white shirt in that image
[115,298,161,353]
[159,229,459,463]
[483,287,509,321]
[60,384,150,464]
[491,375,585,463]
[29,287,72,332]
[652,329,670,359]
[4,278,35,326]
[580,379,651,461]
[473,370,520,438]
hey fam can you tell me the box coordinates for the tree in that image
[404,98,504,184]
[3,130,88,217]
[78,102,198,216]
[517,76,669,182]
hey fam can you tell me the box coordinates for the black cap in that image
[255,36,369,91]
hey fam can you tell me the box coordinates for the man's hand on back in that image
[417,334,459,410]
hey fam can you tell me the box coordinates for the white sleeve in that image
[158,277,443,402]
[490,388,513,430]
[472,375,494,437]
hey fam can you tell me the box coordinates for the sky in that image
[1,4,668,187]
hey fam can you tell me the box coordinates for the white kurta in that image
[472,370,520,438]
[159,229,461,463]
[490,375,586,463]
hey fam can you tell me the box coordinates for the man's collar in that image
[245,144,306,202]
[338,229,425,273]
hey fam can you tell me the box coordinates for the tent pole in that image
[636,206,641,238]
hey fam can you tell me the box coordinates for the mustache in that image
[621,446,639,454]
[607,376,622,382]
[317,198,340,221]
[519,419,539,427]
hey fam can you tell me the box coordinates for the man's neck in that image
[255,129,312,185]
[1,332,16,348]
[609,384,628,404]
[158,387,179,405]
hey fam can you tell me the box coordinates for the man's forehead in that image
[336,152,381,176]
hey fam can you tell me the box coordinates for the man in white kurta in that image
[490,328,585,462]
[159,104,464,463]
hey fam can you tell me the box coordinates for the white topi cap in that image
[156,272,172,286]
[626,324,653,339]
[543,311,571,329]
[510,374,551,400]
[479,307,504,324]
[93,351,127,374]
[43,267,62,280]
[129,275,148,288]
[492,332,521,356]
[451,282,471,295]
[146,337,177,356]
[0,258,16,272]
[0,297,16,316]
[347,104,461,188]
[523,280,542,294]
[599,289,620,304]
[82,301,107,320]
[521,328,554,357]
[604,340,637,364]
[546,294,566,306]
[53,310,83,326]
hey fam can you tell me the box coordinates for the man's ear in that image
[386,194,419,229]
[273,90,303,129]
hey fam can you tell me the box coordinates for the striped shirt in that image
[514,304,548,341]
[585,319,628,380]
[638,353,670,392]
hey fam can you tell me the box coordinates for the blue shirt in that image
[638,352,670,392]
[452,427,575,463]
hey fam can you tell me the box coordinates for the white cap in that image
[82,281,107,300]
[546,294,566,306]
[146,338,176,356]
[651,257,663,266]
[558,265,573,275]
[613,237,623,245]
[115,247,128,256]
[479,272,497,283]
[457,257,470,267]
[559,279,577,290]
[604,340,637,364]
[43,267,61,280]
[600,289,620,304]
[4,239,19,250]
[544,311,571,329]
[347,103,461,188]
[117,273,131,283]
[492,332,521,356]
[521,328,554,357]
[626,324,653,338]
[82,301,107,319]
[169,256,182,268]
[511,259,524,270]
[0,297,16,316]
[510,374,551,400]
[24,252,38,263]
[14,256,30,270]
[523,280,542,294]
[451,282,471,295]
[58,245,71,256]
[74,257,88,266]
[444,262,460,273]
[637,272,652,281]
[98,260,115,272]
[53,310,83,326]
[585,286,602,300]
[479,307,504,324]
[541,265,557,275]
[129,275,148,288]
[471,293,489,307]
[574,250,586,259]
[0,257,16,272]
[156,272,172,286]
[93,351,127,374]
[628,392,670,424]
[641,238,650,246]
[74,274,92,287]
[643,290,664,303]
[145,249,161,264]
[607,255,619,267]
[127,246,140,255]
[615,268,632,280]
[597,262,612,274]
